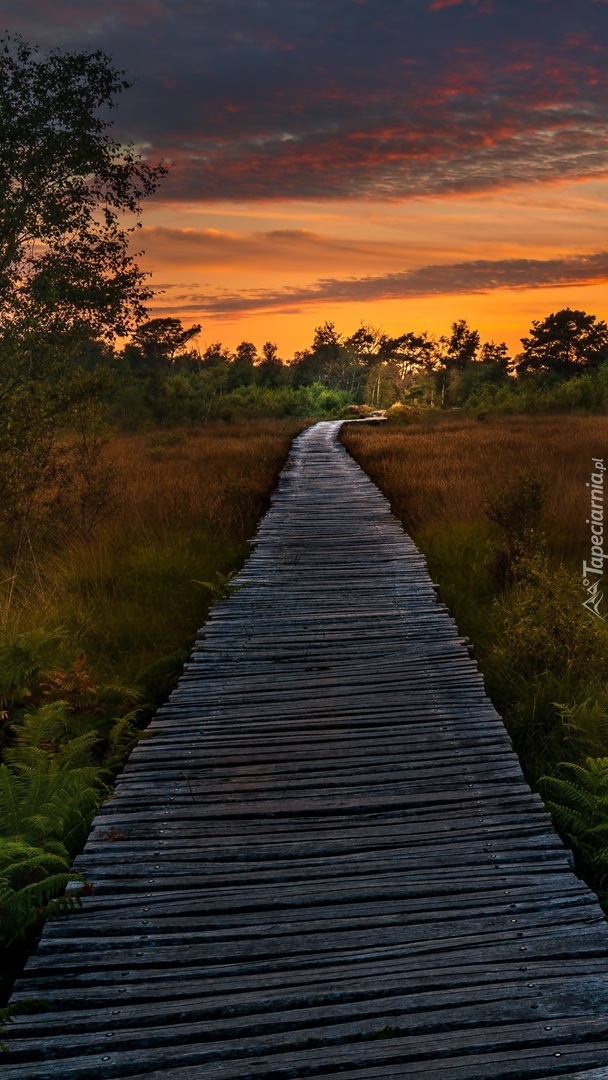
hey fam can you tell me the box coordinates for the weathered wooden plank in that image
[14,970,608,1040]
[76,833,569,868]
[6,1017,608,1079]
[38,881,593,928]
[13,956,608,1016]
[41,902,600,951]
[22,920,608,979]
[123,1047,608,1080]
[8,1000,608,1073]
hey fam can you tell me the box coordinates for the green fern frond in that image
[0,840,68,875]
[541,776,599,815]
[567,756,608,775]
[107,709,142,762]
[0,838,86,946]
[581,757,608,777]
[0,629,65,709]
[8,700,71,749]
[6,701,98,763]
[556,760,608,792]
[589,846,608,871]
[0,765,22,837]
[101,684,141,705]
[541,757,608,880]
[193,570,246,602]
[586,821,608,844]
[0,752,103,855]
[543,800,595,846]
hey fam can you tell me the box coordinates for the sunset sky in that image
[6,0,608,357]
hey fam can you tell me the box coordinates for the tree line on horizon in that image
[86,305,608,425]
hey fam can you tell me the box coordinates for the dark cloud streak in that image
[149,251,608,317]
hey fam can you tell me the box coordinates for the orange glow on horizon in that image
[143,283,608,360]
[137,178,608,359]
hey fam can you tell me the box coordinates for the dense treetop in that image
[0,34,167,341]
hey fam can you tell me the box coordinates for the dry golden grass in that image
[1,420,306,686]
[342,414,608,561]
[105,421,306,535]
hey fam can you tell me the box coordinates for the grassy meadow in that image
[2,422,305,687]
[0,420,304,1002]
[342,414,608,896]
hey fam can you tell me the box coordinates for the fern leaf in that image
[541,776,599,816]
[0,837,87,946]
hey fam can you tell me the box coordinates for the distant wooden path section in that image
[6,420,608,1078]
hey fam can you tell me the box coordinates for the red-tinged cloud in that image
[147,251,608,317]
[430,1,463,10]
[4,0,608,201]
[430,0,497,10]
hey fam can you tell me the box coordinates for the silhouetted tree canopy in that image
[440,320,480,371]
[257,342,285,386]
[516,309,608,377]
[380,332,435,371]
[0,34,167,342]
[479,341,510,370]
[131,318,201,370]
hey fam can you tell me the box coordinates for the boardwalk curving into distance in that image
[6,420,608,1078]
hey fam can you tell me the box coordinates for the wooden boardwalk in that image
[6,420,608,1078]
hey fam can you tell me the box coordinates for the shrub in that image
[483,473,547,588]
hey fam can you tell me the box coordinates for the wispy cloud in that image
[149,251,608,317]
[136,225,450,269]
